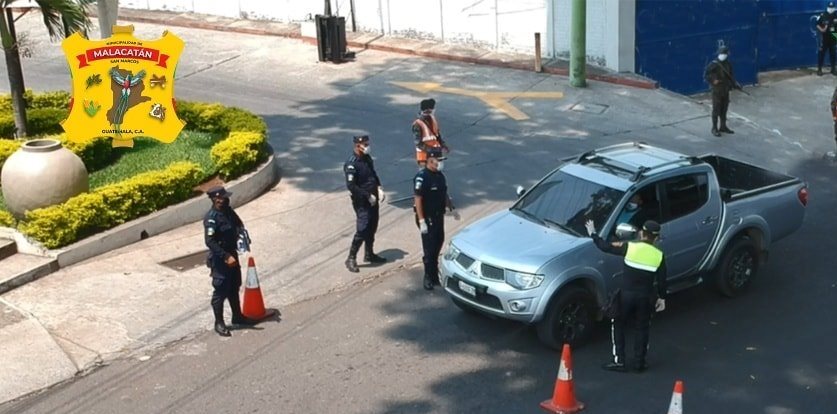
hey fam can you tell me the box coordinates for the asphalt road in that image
[1,14,836,414]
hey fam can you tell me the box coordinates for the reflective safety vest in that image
[413,115,441,162]
[624,241,663,273]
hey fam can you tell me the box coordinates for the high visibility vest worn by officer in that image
[622,241,667,299]
[412,98,445,164]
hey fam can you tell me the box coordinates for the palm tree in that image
[0,0,94,138]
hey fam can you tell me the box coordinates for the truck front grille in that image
[480,263,505,281]
[455,253,475,269]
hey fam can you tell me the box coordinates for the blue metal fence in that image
[635,0,825,95]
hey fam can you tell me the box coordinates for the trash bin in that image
[315,14,352,63]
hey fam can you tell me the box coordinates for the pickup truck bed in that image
[699,155,800,201]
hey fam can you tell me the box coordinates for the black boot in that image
[634,360,649,373]
[423,274,434,290]
[215,321,231,337]
[719,125,734,134]
[602,361,628,372]
[364,253,387,263]
[232,313,258,326]
[711,127,721,137]
[345,257,359,273]
[818,67,824,76]
[831,67,836,76]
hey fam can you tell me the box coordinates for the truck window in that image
[662,174,709,222]
[513,170,624,236]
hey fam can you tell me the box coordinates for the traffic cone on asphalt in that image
[540,343,585,414]
[667,380,684,414]
[241,257,276,320]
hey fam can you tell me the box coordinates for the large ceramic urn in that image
[1,139,89,218]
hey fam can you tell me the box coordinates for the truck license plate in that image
[459,280,476,296]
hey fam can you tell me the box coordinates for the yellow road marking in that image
[390,81,564,121]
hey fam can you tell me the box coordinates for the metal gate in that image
[635,0,823,95]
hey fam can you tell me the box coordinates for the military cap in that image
[642,220,661,234]
[207,186,232,199]
[353,135,370,144]
[717,45,729,54]
[426,147,446,160]
[420,98,436,111]
[830,1,835,7]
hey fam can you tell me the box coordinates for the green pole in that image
[570,0,586,87]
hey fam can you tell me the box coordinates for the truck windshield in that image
[512,170,625,236]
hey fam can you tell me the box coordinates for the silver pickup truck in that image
[440,142,808,349]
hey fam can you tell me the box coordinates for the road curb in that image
[104,10,658,90]
[0,146,279,294]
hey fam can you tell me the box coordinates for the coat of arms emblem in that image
[60,25,185,148]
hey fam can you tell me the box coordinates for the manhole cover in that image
[160,250,209,272]
[570,102,609,114]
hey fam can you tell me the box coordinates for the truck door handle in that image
[701,216,718,225]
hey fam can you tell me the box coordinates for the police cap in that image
[420,98,436,111]
[426,147,446,160]
[642,220,661,234]
[207,186,232,199]
[830,1,835,8]
[353,135,370,144]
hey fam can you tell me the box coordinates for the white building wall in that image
[119,0,634,72]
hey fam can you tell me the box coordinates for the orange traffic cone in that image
[667,380,684,414]
[540,344,585,414]
[241,257,276,320]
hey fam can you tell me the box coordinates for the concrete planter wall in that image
[0,139,89,219]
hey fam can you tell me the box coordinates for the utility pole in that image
[570,0,586,87]
[97,0,119,39]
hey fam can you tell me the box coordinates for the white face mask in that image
[436,161,444,171]
[829,7,835,13]
[361,145,371,154]
[718,54,728,61]
[626,202,639,212]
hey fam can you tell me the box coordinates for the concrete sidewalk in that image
[96,7,658,90]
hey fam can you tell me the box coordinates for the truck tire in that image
[536,286,596,350]
[713,237,759,298]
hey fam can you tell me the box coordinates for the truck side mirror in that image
[515,185,526,198]
[615,223,638,241]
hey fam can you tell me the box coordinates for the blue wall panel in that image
[636,0,826,95]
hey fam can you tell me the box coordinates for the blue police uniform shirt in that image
[414,168,447,216]
[344,154,381,200]
[204,207,243,269]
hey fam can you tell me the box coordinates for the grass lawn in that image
[0,130,222,213]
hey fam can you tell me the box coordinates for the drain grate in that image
[160,250,209,272]
[570,102,609,114]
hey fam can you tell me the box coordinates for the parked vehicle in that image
[440,142,808,349]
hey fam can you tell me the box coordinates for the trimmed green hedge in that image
[0,135,114,173]
[1,92,271,248]
[211,131,270,179]
[0,210,15,228]
[19,162,204,248]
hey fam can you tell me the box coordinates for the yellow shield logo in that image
[60,25,185,148]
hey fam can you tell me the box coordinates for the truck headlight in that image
[505,270,545,290]
[443,242,460,261]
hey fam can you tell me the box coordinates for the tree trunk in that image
[97,0,119,39]
[0,8,27,138]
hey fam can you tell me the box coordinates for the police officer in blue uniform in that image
[344,135,387,273]
[204,186,256,337]
[414,148,459,290]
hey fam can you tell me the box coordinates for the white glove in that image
[378,187,386,203]
[368,194,377,205]
[584,220,596,237]
[655,298,666,312]
[419,220,428,234]
[451,209,461,221]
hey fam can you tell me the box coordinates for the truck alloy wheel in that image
[714,237,759,297]
[536,286,594,350]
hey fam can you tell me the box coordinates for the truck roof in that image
[568,142,702,187]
